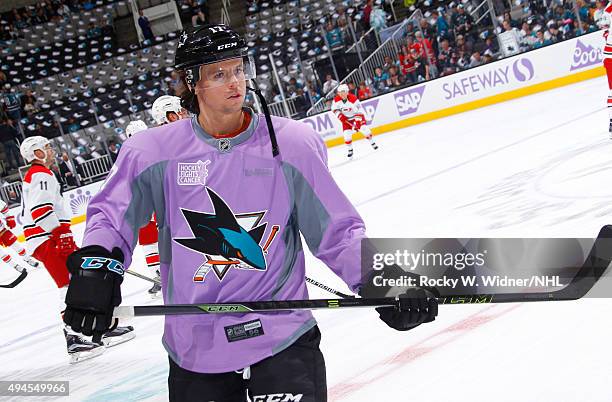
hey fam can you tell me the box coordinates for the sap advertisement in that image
[301,31,604,141]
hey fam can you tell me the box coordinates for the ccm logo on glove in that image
[81,257,125,276]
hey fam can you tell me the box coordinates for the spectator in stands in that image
[519,22,536,50]
[372,66,389,94]
[455,34,472,55]
[431,10,450,39]
[437,39,455,76]
[482,35,499,57]
[399,45,417,83]
[58,151,78,188]
[6,190,20,206]
[382,55,396,74]
[0,118,23,173]
[547,24,564,43]
[108,141,120,163]
[579,20,598,35]
[533,29,552,49]
[2,85,21,125]
[56,0,72,21]
[503,11,520,28]
[305,81,322,103]
[322,74,339,96]
[138,9,154,42]
[288,77,303,91]
[293,88,309,116]
[82,0,95,11]
[594,0,608,29]
[414,30,435,64]
[271,89,283,103]
[413,49,430,81]
[67,117,80,133]
[357,81,372,100]
[87,22,102,38]
[388,65,403,88]
[347,82,358,98]
[418,17,436,42]
[325,22,344,49]
[469,51,484,68]
[369,2,388,32]
[362,0,374,31]
[192,10,207,27]
[21,89,38,116]
[451,5,474,41]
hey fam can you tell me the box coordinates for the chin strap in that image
[247,86,280,158]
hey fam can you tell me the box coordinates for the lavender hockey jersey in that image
[83,109,366,373]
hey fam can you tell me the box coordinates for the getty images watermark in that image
[359,238,610,297]
[370,248,563,289]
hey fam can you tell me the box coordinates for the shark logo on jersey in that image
[174,187,280,282]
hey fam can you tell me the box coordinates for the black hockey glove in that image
[376,288,438,331]
[63,245,125,342]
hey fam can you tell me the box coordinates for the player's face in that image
[195,58,247,114]
[167,111,180,122]
[34,144,54,165]
[339,91,348,100]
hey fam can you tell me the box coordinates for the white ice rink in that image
[2,76,612,401]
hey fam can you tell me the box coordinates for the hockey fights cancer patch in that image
[177,160,211,186]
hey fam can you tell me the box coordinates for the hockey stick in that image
[126,269,160,285]
[113,226,612,318]
[126,269,353,299]
[305,277,355,299]
[0,269,27,288]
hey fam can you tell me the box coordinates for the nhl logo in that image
[218,139,232,153]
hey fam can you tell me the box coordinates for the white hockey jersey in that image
[331,93,365,120]
[21,164,71,253]
[603,1,612,60]
[0,199,9,231]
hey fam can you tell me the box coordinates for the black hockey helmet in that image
[174,24,253,87]
[174,24,279,157]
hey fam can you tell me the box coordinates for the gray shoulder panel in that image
[280,161,330,254]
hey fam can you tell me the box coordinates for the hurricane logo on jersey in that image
[174,187,280,282]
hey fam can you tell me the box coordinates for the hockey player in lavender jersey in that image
[63,24,438,400]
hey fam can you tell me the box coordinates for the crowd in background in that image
[272,0,608,117]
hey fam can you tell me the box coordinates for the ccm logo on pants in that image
[251,394,304,402]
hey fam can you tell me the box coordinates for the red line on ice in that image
[328,304,521,401]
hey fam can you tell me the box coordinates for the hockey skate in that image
[65,329,105,364]
[101,325,136,348]
[148,271,162,299]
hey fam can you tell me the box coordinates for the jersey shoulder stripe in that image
[24,165,52,184]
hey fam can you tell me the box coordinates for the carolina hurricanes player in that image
[603,1,612,137]
[331,83,378,159]
[151,95,188,125]
[126,118,162,297]
[0,199,40,272]
[19,136,135,363]
[130,98,189,298]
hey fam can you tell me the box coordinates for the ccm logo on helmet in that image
[218,42,237,50]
